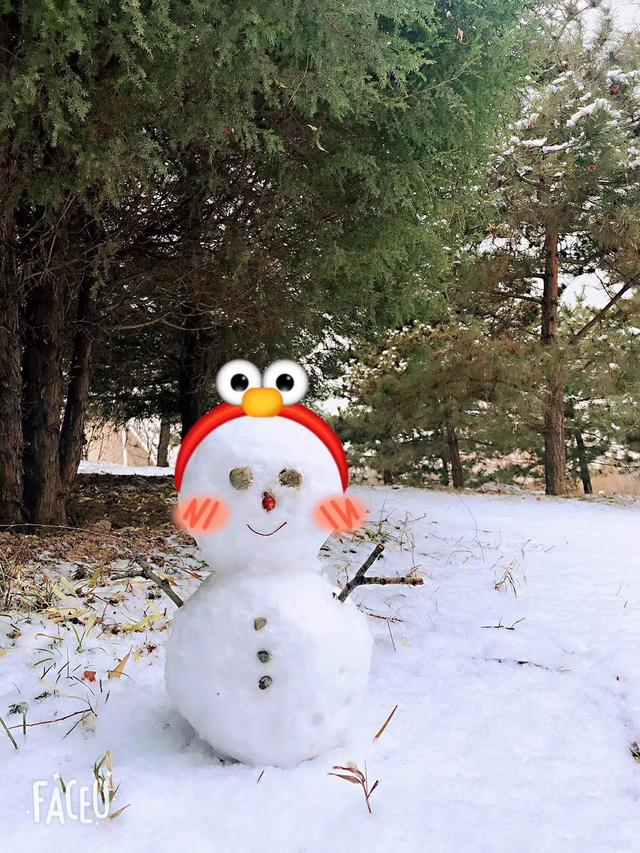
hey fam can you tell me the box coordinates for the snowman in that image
[165,359,372,767]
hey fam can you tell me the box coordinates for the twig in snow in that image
[373,705,398,741]
[0,715,18,749]
[337,543,384,601]
[485,657,569,673]
[127,548,184,608]
[338,544,424,603]
[481,618,525,631]
[386,618,396,651]
[7,705,94,731]
[357,605,404,623]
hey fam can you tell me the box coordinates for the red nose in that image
[262,491,276,512]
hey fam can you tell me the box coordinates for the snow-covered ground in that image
[79,461,173,477]
[1,487,639,852]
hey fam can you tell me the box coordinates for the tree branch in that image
[490,289,542,304]
[337,543,424,603]
[127,547,184,608]
[570,278,638,344]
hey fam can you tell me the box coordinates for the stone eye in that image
[229,466,253,490]
[279,468,302,488]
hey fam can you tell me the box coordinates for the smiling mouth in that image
[246,521,288,537]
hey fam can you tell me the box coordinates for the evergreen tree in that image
[89,0,541,435]
[341,7,640,494]
[0,0,541,524]
[481,7,640,493]
[564,298,640,493]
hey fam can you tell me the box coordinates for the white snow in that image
[520,137,547,148]
[169,414,371,765]
[2,487,640,851]
[542,139,578,154]
[514,112,539,129]
[166,570,372,767]
[567,98,615,128]
[78,461,174,477]
[178,416,343,569]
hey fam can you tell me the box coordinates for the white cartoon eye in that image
[262,360,308,406]
[216,360,261,406]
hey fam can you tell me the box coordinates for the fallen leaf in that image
[328,772,361,784]
[109,804,131,820]
[373,704,398,741]
[108,651,131,679]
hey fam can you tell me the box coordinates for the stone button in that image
[258,676,272,690]
[257,650,271,663]
[254,617,267,631]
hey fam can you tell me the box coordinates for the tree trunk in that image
[574,428,593,495]
[0,0,24,524]
[157,416,171,467]
[59,271,99,490]
[541,228,560,346]
[382,468,393,485]
[0,207,23,523]
[541,227,567,496]
[440,455,450,487]
[444,412,464,490]
[22,275,68,524]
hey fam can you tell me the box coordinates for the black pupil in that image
[276,373,294,392]
[230,373,249,392]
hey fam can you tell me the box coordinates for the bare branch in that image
[127,547,184,608]
[338,543,424,603]
[490,289,543,304]
[570,278,638,344]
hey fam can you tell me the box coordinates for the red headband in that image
[174,403,349,492]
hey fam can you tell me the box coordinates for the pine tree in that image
[88,0,541,436]
[0,0,541,523]
[342,7,640,494]
[480,7,640,493]
[564,298,640,493]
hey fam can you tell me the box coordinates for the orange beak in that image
[242,387,283,417]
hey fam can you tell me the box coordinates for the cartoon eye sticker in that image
[262,360,308,406]
[216,360,261,405]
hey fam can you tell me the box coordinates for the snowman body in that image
[165,566,372,767]
[165,416,373,767]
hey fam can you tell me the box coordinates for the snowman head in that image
[174,360,366,571]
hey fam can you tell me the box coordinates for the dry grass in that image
[0,473,200,617]
[494,559,520,598]
[92,750,130,820]
[328,762,380,814]
[68,472,177,528]
[0,556,18,609]
[591,472,640,496]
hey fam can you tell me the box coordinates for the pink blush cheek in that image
[173,496,231,534]
[312,494,368,533]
